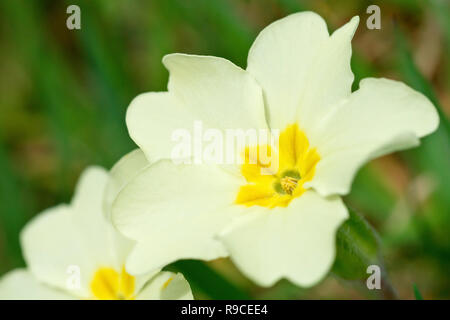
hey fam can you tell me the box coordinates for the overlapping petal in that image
[137,272,193,300]
[127,54,267,162]
[104,149,150,218]
[112,160,246,275]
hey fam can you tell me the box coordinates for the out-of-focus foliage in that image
[333,209,381,282]
[0,0,448,299]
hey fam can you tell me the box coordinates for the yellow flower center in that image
[90,266,135,300]
[235,124,320,208]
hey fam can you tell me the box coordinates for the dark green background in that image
[0,0,449,299]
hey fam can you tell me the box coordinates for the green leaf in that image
[167,260,251,300]
[413,283,424,300]
[0,139,27,271]
[332,208,381,280]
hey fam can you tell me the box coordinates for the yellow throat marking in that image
[90,266,135,300]
[235,124,320,209]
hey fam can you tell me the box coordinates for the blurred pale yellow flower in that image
[0,166,192,300]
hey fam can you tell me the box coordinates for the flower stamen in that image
[280,176,298,195]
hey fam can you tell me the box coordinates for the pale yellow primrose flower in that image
[0,166,193,300]
[111,12,439,287]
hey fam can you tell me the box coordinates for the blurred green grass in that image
[0,0,449,299]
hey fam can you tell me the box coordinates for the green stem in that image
[380,273,398,300]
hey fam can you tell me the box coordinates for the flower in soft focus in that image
[0,166,192,300]
[111,12,439,287]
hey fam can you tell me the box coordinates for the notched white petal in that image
[0,269,72,300]
[20,166,134,298]
[219,191,348,287]
[104,149,150,219]
[308,77,439,196]
[247,12,360,133]
[136,271,193,300]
